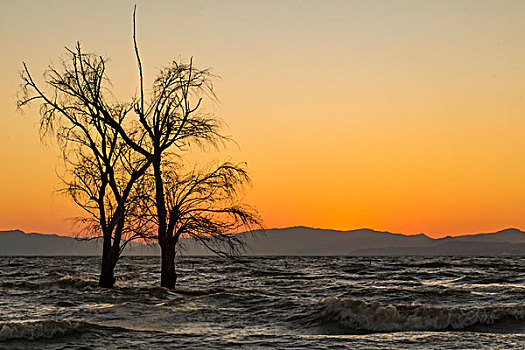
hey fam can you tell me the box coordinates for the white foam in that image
[0,320,90,341]
[318,297,525,332]
[44,275,96,290]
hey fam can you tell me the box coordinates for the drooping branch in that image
[155,162,263,256]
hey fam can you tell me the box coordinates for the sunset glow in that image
[2,1,525,238]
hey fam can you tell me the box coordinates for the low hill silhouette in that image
[1,227,524,256]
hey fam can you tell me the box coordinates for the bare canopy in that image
[17,6,262,289]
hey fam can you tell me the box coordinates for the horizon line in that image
[3,225,524,239]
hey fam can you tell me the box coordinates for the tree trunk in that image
[99,239,117,288]
[160,240,176,289]
[153,157,175,288]
[99,258,116,288]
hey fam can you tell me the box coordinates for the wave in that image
[174,287,226,296]
[116,272,140,281]
[309,297,525,333]
[43,276,97,290]
[2,276,97,291]
[0,320,95,341]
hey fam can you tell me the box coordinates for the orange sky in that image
[1,1,525,238]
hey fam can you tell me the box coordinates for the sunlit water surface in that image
[0,256,524,349]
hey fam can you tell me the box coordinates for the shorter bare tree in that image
[18,44,152,287]
[61,136,152,287]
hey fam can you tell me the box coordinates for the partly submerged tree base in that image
[98,274,116,289]
[160,244,177,289]
[98,249,118,288]
[160,276,176,289]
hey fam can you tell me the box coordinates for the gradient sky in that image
[1,1,525,238]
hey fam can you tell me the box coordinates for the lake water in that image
[0,256,524,349]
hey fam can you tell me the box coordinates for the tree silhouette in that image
[18,44,152,287]
[106,8,262,288]
[17,7,262,289]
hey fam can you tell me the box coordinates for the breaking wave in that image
[43,276,97,290]
[0,320,96,341]
[310,297,525,333]
[1,276,96,291]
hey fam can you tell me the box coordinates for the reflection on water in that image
[0,256,524,349]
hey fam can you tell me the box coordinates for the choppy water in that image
[0,256,524,349]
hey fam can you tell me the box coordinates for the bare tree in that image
[122,8,263,288]
[18,44,152,288]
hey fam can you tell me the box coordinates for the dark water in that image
[0,256,524,349]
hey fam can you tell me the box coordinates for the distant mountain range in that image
[0,227,524,256]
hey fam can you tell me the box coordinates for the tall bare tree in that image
[18,44,152,287]
[122,8,263,287]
